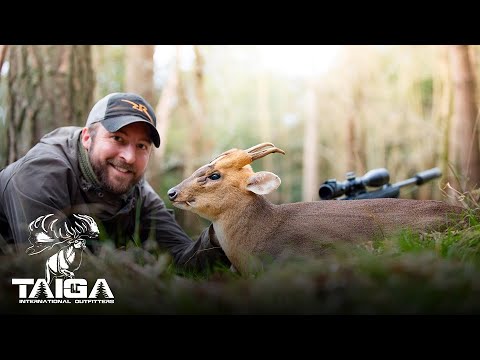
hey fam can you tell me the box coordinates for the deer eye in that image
[208,173,221,180]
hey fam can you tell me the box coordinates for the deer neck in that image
[212,194,275,269]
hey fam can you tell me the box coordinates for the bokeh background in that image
[1,45,478,235]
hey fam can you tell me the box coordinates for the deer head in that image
[168,143,285,221]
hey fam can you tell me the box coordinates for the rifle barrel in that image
[391,167,442,189]
[391,178,417,188]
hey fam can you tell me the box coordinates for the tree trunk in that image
[6,45,94,164]
[426,45,453,200]
[448,45,480,193]
[153,46,180,168]
[193,45,207,125]
[176,46,209,233]
[124,45,155,104]
[181,46,205,182]
[0,45,8,74]
[302,81,318,201]
[257,72,279,203]
[124,45,156,187]
[346,86,367,176]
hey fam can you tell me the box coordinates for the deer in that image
[167,143,465,274]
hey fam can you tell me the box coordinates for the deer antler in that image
[209,143,285,168]
[246,142,286,161]
[209,149,238,165]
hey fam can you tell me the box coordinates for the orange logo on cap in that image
[121,99,154,124]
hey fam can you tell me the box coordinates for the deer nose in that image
[167,188,178,201]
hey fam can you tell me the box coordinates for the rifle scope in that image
[319,168,390,200]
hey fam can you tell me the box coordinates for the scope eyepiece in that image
[319,180,345,200]
[318,184,334,200]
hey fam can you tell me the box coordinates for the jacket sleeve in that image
[1,156,78,249]
[139,181,231,272]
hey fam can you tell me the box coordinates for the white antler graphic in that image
[26,213,100,284]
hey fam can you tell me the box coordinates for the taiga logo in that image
[12,213,114,304]
[26,213,98,283]
[12,278,114,304]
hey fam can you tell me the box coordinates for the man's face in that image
[82,122,153,195]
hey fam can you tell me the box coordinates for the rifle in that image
[318,167,442,200]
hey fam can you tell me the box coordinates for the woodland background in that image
[1,45,479,236]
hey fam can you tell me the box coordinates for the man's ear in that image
[81,127,92,150]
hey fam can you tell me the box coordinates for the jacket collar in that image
[78,136,102,190]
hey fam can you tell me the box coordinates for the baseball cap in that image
[86,92,160,148]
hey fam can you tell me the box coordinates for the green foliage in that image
[3,209,480,314]
[418,76,434,112]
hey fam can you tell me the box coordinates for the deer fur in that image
[168,143,464,274]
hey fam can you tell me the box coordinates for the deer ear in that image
[246,171,281,195]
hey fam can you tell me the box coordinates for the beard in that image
[88,147,142,195]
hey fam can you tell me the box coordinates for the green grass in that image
[2,209,480,314]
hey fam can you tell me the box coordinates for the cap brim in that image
[100,116,160,148]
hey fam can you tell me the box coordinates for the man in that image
[0,92,230,271]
